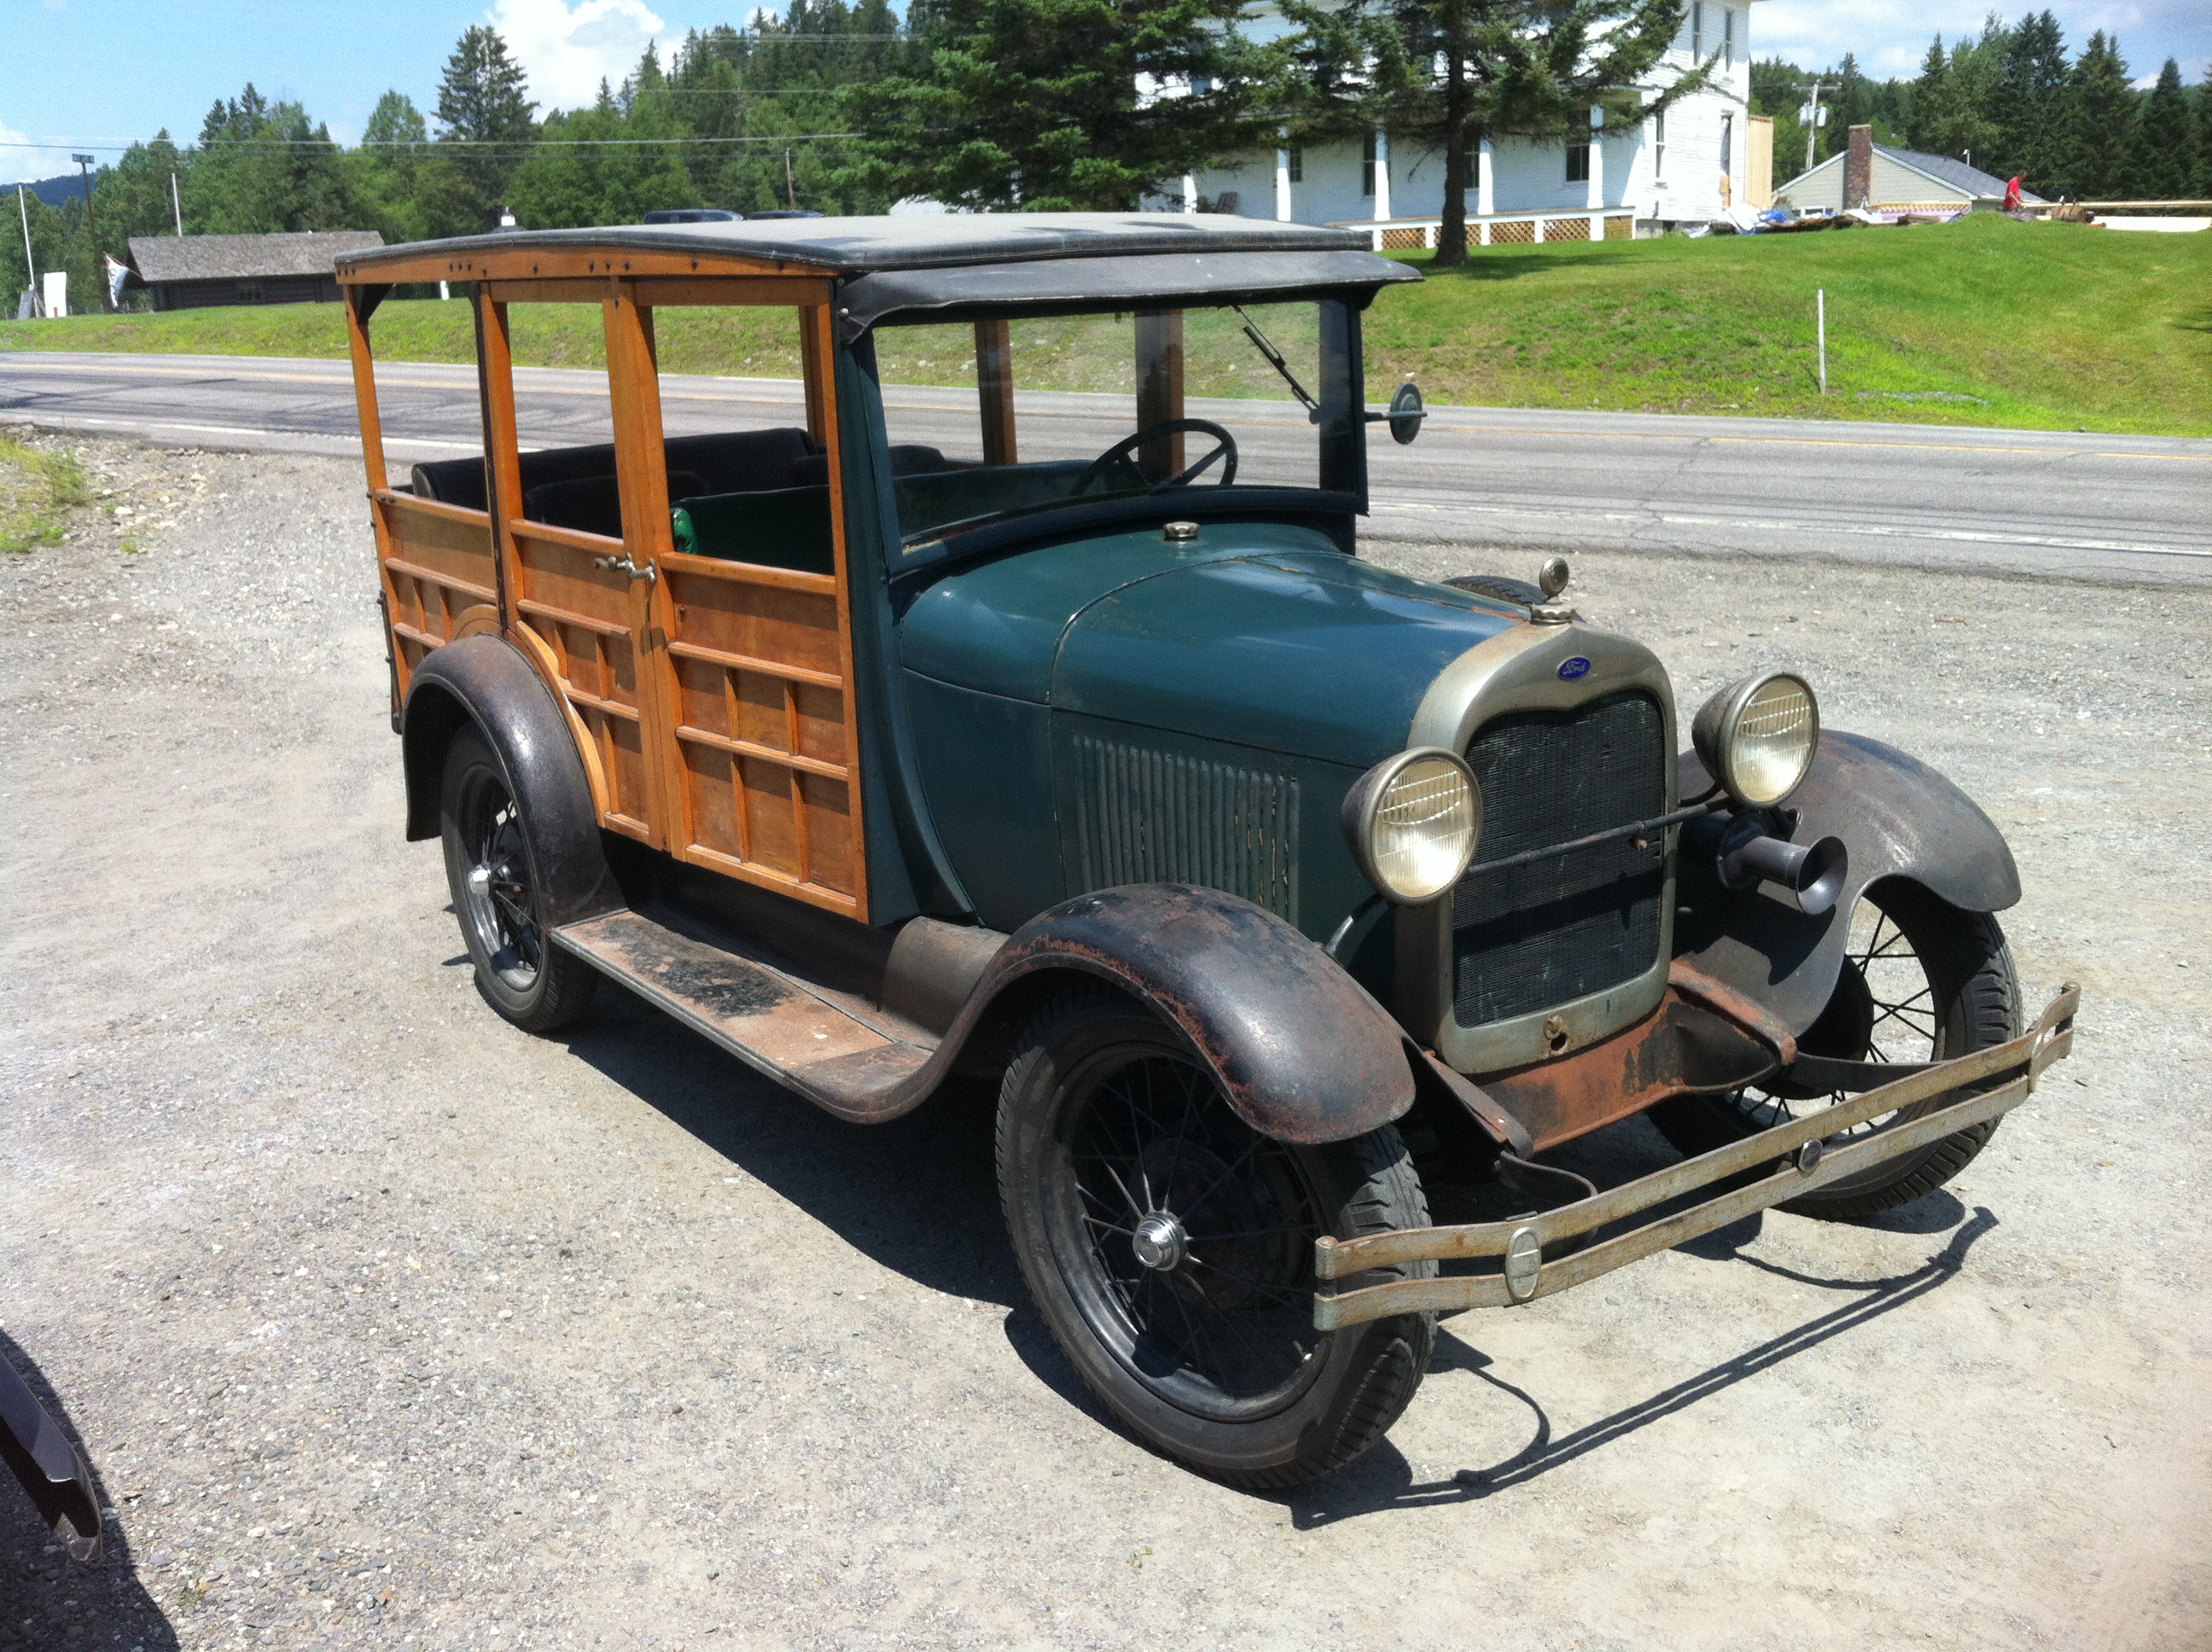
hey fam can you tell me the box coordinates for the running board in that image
[550,909,937,1119]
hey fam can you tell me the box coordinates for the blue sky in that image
[3,0,2208,186]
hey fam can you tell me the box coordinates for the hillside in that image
[3,215,2206,436]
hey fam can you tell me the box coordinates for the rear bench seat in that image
[408,427,822,515]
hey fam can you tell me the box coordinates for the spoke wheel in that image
[438,725,599,1034]
[1057,1044,1330,1421]
[457,770,544,992]
[998,992,1435,1486]
[1651,882,2021,1221]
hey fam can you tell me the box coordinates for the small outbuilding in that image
[125,231,386,312]
[1775,125,2043,214]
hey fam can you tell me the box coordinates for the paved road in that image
[4,348,2207,583]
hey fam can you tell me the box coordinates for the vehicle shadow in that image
[557,986,1026,1313]
[557,987,1116,1422]
[557,985,2000,1498]
[0,1330,178,1652]
[1278,1207,1999,1528]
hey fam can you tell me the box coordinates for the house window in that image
[1722,8,1734,68]
[1721,113,1733,174]
[236,282,262,303]
[1361,132,1377,196]
[1567,142,1591,183]
[1654,108,1667,179]
[1287,147,1303,183]
[1691,2,1703,57]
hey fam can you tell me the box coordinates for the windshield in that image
[865,301,1345,556]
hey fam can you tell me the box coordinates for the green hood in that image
[899,522,1516,768]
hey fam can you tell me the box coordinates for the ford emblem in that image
[1557,656,1592,681]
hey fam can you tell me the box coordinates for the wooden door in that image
[630,300,869,921]
[484,285,868,917]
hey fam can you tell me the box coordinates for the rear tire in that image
[439,724,599,1034]
[1650,883,2020,1222]
[996,991,1435,1487]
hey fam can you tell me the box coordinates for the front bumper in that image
[1313,983,2081,1329]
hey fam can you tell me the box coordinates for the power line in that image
[1,133,860,154]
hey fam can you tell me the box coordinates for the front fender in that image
[1674,730,2021,1035]
[961,884,1416,1144]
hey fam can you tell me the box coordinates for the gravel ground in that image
[3,435,2207,1652]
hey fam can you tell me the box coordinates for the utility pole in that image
[1800,82,1827,173]
[784,150,796,211]
[17,184,37,316]
[73,153,109,313]
[171,172,183,236]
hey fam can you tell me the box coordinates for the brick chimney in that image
[1843,124,1873,210]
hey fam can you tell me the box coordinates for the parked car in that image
[335,214,2077,1486]
[640,208,742,224]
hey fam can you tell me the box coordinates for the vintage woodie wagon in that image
[335,215,2077,1486]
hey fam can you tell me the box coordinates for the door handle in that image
[591,551,658,585]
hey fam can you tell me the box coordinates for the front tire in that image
[996,991,1435,1487]
[1650,882,2021,1222]
[439,724,599,1034]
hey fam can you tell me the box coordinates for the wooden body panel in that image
[373,492,498,694]
[348,273,871,921]
[509,521,657,842]
[657,554,859,912]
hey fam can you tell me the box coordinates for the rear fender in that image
[950,884,1416,1145]
[399,635,622,927]
[1674,730,2020,1035]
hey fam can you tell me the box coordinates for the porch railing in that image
[1329,206,1639,250]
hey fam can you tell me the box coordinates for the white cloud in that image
[0,122,79,188]
[489,0,672,113]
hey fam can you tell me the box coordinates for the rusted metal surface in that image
[1480,961,1796,1151]
[1416,1047,1535,1155]
[1675,730,2023,1035]
[2,1353,102,1563]
[969,885,1417,1143]
[1311,984,2079,1328]
[557,910,895,1072]
[556,884,1412,1142]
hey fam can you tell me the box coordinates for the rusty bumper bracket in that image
[1313,984,2081,1330]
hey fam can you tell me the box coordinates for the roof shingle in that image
[127,231,385,285]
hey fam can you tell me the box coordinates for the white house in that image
[1157,0,1769,241]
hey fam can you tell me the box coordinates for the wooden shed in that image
[125,231,386,311]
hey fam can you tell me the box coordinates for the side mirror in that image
[1387,381,1424,445]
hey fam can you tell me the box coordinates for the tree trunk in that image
[1435,50,1470,267]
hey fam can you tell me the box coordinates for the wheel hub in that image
[1130,1211,1188,1272]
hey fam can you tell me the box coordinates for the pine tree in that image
[1906,39,1947,151]
[841,0,1285,213]
[1284,0,1703,268]
[2063,33,2134,200]
[1988,10,2069,191]
[435,26,538,230]
[2126,59,2200,200]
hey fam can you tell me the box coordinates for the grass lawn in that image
[4,215,2206,435]
[0,434,90,554]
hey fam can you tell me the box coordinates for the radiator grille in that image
[1073,736,1299,922]
[1452,691,1667,1028]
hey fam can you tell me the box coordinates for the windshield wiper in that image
[1236,305,1321,422]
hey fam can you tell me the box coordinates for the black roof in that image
[340,212,1387,276]
[341,212,1419,337]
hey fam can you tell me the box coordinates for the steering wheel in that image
[1073,419,1239,496]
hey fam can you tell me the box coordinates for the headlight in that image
[1343,748,1481,903]
[1692,671,1820,806]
